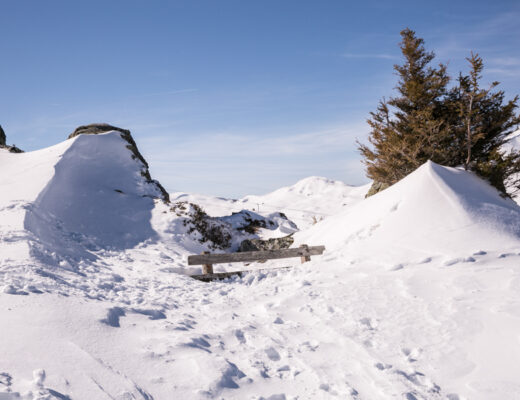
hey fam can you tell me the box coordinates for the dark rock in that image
[68,123,170,202]
[0,125,24,153]
[68,123,130,139]
[171,201,233,250]
[239,234,294,252]
[0,125,5,146]
[4,145,24,153]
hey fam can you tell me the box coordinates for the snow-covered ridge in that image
[172,176,371,230]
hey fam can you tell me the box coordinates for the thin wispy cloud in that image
[138,88,198,98]
[342,53,398,60]
[139,122,369,196]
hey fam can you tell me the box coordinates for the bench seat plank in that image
[188,245,325,266]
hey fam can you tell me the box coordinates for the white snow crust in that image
[1,132,520,400]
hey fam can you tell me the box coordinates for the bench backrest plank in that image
[188,245,325,266]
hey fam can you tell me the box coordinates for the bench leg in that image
[300,244,311,263]
[202,263,214,274]
[200,251,213,274]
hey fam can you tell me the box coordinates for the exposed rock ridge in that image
[0,125,5,146]
[68,123,170,202]
[0,125,23,153]
[0,125,24,153]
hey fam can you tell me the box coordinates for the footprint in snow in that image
[389,263,405,271]
[0,372,12,388]
[234,329,246,344]
[184,336,212,353]
[3,284,28,296]
[101,307,126,327]
[443,257,475,266]
[265,347,281,361]
[375,362,392,371]
[259,395,286,400]
[360,317,377,330]
[402,347,421,363]
[174,318,196,331]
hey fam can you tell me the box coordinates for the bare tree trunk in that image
[465,95,474,170]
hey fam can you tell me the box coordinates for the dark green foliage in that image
[359,29,520,196]
[359,29,454,189]
[171,201,232,249]
[239,234,294,252]
[447,53,520,195]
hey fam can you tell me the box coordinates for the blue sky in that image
[1,1,519,197]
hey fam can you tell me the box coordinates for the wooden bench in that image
[188,244,325,282]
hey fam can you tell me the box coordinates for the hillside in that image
[1,133,520,399]
[172,176,370,230]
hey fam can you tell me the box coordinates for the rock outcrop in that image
[68,123,170,202]
[0,125,5,146]
[239,234,294,252]
[0,125,23,153]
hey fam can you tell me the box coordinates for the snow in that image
[1,131,520,399]
[295,161,520,263]
[172,176,370,230]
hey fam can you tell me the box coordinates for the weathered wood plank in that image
[190,266,293,282]
[200,251,213,274]
[187,245,325,266]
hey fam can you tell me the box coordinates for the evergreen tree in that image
[360,29,520,197]
[449,53,520,194]
[359,28,452,189]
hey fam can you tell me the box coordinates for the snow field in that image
[2,131,520,399]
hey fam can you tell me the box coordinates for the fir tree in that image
[359,28,452,190]
[449,53,520,194]
[359,29,520,197]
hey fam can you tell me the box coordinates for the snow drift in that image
[296,160,520,263]
[24,132,164,254]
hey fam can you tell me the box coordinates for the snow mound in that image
[1,131,167,267]
[296,161,520,262]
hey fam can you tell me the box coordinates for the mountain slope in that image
[172,176,370,230]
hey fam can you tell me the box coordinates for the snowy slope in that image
[296,161,520,263]
[2,133,520,400]
[172,176,370,230]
